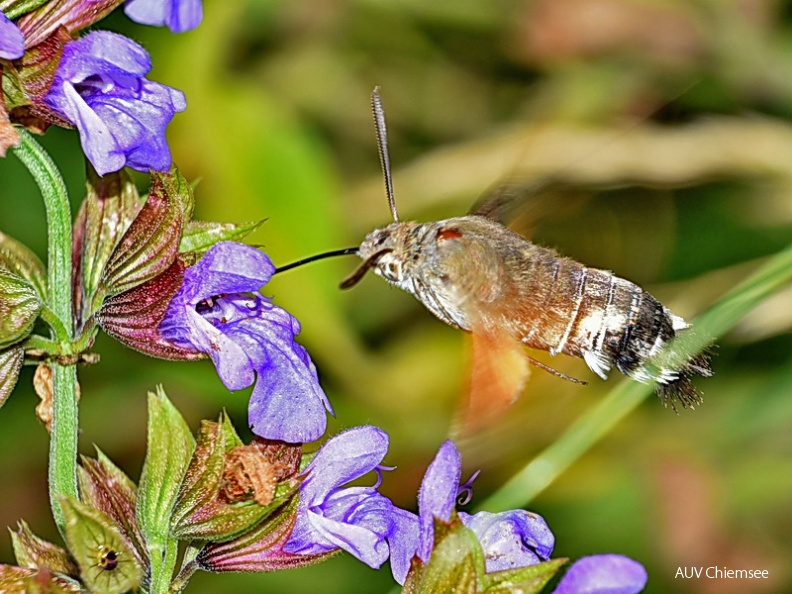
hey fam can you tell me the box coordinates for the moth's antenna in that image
[371,87,399,222]
[274,247,359,275]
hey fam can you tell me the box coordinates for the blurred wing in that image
[452,324,530,436]
[470,178,597,237]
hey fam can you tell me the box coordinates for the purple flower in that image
[0,11,24,60]
[284,426,411,570]
[124,0,202,32]
[407,440,554,576]
[553,554,648,594]
[159,241,332,443]
[44,31,186,175]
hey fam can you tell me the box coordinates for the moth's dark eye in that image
[387,262,398,275]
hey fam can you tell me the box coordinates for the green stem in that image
[13,130,77,531]
[150,539,180,594]
[480,242,792,512]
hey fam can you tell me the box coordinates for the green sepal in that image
[10,520,78,578]
[78,450,148,568]
[196,496,335,573]
[59,496,143,594]
[171,415,296,542]
[0,230,47,298]
[0,0,50,20]
[0,346,23,410]
[72,168,141,325]
[101,168,194,297]
[136,387,195,554]
[481,558,568,594]
[402,516,481,594]
[0,564,84,593]
[179,220,265,255]
[220,409,244,449]
[0,268,42,349]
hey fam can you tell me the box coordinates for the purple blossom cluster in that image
[278,428,647,592]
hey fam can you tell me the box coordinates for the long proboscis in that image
[274,247,359,275]
[339,248,393,289]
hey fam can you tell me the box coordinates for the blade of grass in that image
[480,241,792,512]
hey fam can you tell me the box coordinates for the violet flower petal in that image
[0,11,24,60]
[553,555,648,594]
[284,427,397,568]
[417,440,461,561]
[45,31,186,175]
[124,0,202,32]
[459,510,555,572]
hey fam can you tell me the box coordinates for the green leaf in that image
[60,496,142,594]
[78,450,147,568]
[406,517,482,594]
[73,168,141,324]
[10,520,78,577]
[0,347,23,410]
[102,168,194,297]
[179,220,265,255]
[0,230,47,298]
[136,387,195,555]
[481,558,568,594]
[0,269,42,349]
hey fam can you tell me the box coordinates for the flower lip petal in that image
[0,11,24,60]
[552,554,648,594]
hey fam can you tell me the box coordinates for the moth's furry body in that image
[359,214,711,409]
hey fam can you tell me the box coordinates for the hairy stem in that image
[13,130,77,531]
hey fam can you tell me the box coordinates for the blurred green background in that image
[2,0,792,592]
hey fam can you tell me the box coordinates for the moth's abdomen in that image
[516,252,711,408]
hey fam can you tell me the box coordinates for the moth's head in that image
[341,222,414,289]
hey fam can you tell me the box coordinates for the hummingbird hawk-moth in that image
[278,89,713,428]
